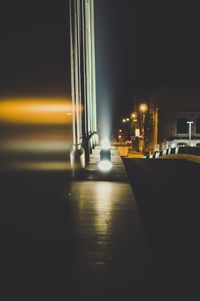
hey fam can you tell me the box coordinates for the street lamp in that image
[139,103,148,114]
[121,117,131,140]
[130,112,139,138]
[139,103,148,152]
[131,112,137,119]
[139,103,148,135]
[187,121,194,146]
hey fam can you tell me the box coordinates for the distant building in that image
[159,110,200,148]
[149,86,200,149]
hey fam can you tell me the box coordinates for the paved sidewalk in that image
[66,147,156,300]
[0,147,155,301]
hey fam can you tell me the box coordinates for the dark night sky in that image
[1,0,200,131]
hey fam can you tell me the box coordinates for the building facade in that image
[149,86,200,150]
[159,110,200,149]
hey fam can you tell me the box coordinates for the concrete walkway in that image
[66,147,155,300]
[0,147,155,301]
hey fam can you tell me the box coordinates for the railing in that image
[146,147,200,159]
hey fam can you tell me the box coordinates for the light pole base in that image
[70,145,85,178]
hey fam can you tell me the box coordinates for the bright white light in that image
[98,160,112,172]
[101,137,110,150]
[135,129,140,137]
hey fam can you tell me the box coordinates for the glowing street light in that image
[138,103,148,152]
[139,103,148,136]
[139,103,148,113]
[131,112,137,119]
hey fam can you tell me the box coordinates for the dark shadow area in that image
[123,158,200,301]
[0,170,75,301]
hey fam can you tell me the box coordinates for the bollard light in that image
[98,137,112,172]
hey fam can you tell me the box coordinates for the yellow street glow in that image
[139,103,148,113]
[0,98,75,125]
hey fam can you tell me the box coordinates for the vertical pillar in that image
[70,0,98,175]
[187,121,194,147]
[70,0,85,176]
[84,0,98,148]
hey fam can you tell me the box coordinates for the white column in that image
[70,0,98,172]
[187,121,194,146]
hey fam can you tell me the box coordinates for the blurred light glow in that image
[0,140,71,153]
[131,112,137,118]
[98,160,112,172]
[135,129,140,136]
[0,98,74,125]
[0,161,71,171]
[139,103,148,113]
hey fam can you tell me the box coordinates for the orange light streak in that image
[0,98,74,125]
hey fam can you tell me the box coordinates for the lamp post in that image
[130,112,139,136]
[139,103,148,152]
[187,121,194,146]
[121,117,131,141]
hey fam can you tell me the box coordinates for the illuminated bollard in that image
[98,137,112,172]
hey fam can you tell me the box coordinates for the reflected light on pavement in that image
[95,182,113,234]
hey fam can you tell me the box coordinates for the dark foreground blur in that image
[0,170,73,301]
[0,98,73,300]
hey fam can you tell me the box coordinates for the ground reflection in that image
[95,182,113,234]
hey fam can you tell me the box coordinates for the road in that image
[123,158,200,301]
